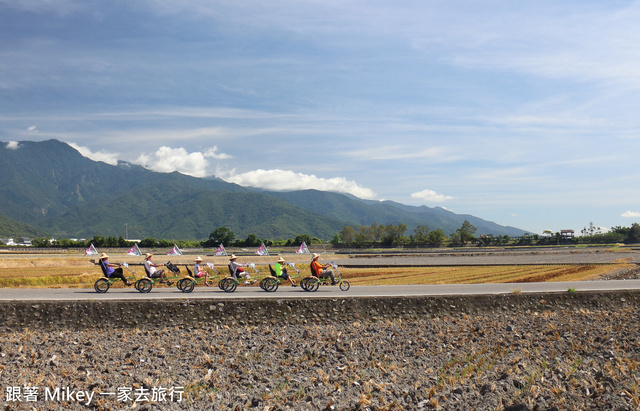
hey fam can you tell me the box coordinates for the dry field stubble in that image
[0,251,632,288]
[345,264,634,285]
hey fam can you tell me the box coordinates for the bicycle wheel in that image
[302,277,319,292]
[219,277,230,290]
[308,278,320,292]
[220,277,237,293]
[181,278,195,293]
[259,278,268,290]
[218,277,229,290]
[94,278,109,293]
[137,278,153,293]
[300,277,312,291]
[339,281,350,291]
[264,277,279,292]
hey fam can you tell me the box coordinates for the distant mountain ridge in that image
[0,139,529,240]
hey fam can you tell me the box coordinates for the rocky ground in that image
[1,247,640,410]
[2,301,640,410]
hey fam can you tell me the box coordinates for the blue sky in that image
[2,0,640,235]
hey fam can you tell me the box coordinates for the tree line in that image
[332,221,640,248]
[14,222,640,249]
[25,230,319,249]
[331,221,473,247]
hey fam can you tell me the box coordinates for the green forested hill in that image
[0,139,528,240]
[0,214,44,238]
[269,190,527,238]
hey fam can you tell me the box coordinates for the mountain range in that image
[0,139,529,240]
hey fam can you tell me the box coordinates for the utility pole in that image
[125,223,128,240]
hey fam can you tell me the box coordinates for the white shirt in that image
[145,260,157,275]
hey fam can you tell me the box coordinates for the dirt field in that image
[0,247,638,288]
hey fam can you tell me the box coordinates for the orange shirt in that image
[311,260,323,276]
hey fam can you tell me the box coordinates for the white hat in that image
[100,253,109,260]
[195,256,203,262]
[145,253,153,259]
[277,256,285,263]
[312,253,320,260]
[230,254,238,260]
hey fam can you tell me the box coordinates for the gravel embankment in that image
[2,292,640,410]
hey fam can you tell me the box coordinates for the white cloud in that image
[347,146,456,162]
[134,147,207,177]
[217,168,377,199]
[205,146,233,160]
[132,146,231,177]
[410,189,454,203]
[5,141,20,150]
[68,143,119,165]
[27,125,37,132]
[622,210,640,218]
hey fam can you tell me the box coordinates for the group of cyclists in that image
[98,251,338,289]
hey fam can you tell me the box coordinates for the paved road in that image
[2,280,640,301]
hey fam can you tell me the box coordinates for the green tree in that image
[294,234,312,246]
[340,226,356,246]
[382,223,407,246]
[140,238,157,248]
[412,225,430,245]
[207,227,235,247]
[428,228,446,246]
[354,231,368,247]
[32,237,50,247]
[243,234,261,247]
[628,223,640,243]
[91,235,106,247]
[456,220,477,244]
[370,222,384,243]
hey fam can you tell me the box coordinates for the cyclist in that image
[194,256,211,286]
[310,253,337,285]
[99,253,133,286]
[228,254,254,285]
[144,253,170,284]
[274,256,297,287]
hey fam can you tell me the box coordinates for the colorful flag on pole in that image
[255,243,269,256]
[295,242,310,254]
[127,244,142,256]
[214,244,227,256]
[167,244,183,256]
[84,243,98,256]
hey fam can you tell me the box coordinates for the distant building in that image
[560,230,574,239]
[0,238,31,246]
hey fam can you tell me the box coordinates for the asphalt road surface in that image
[1,246,638,301]
[2,280,640,301]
